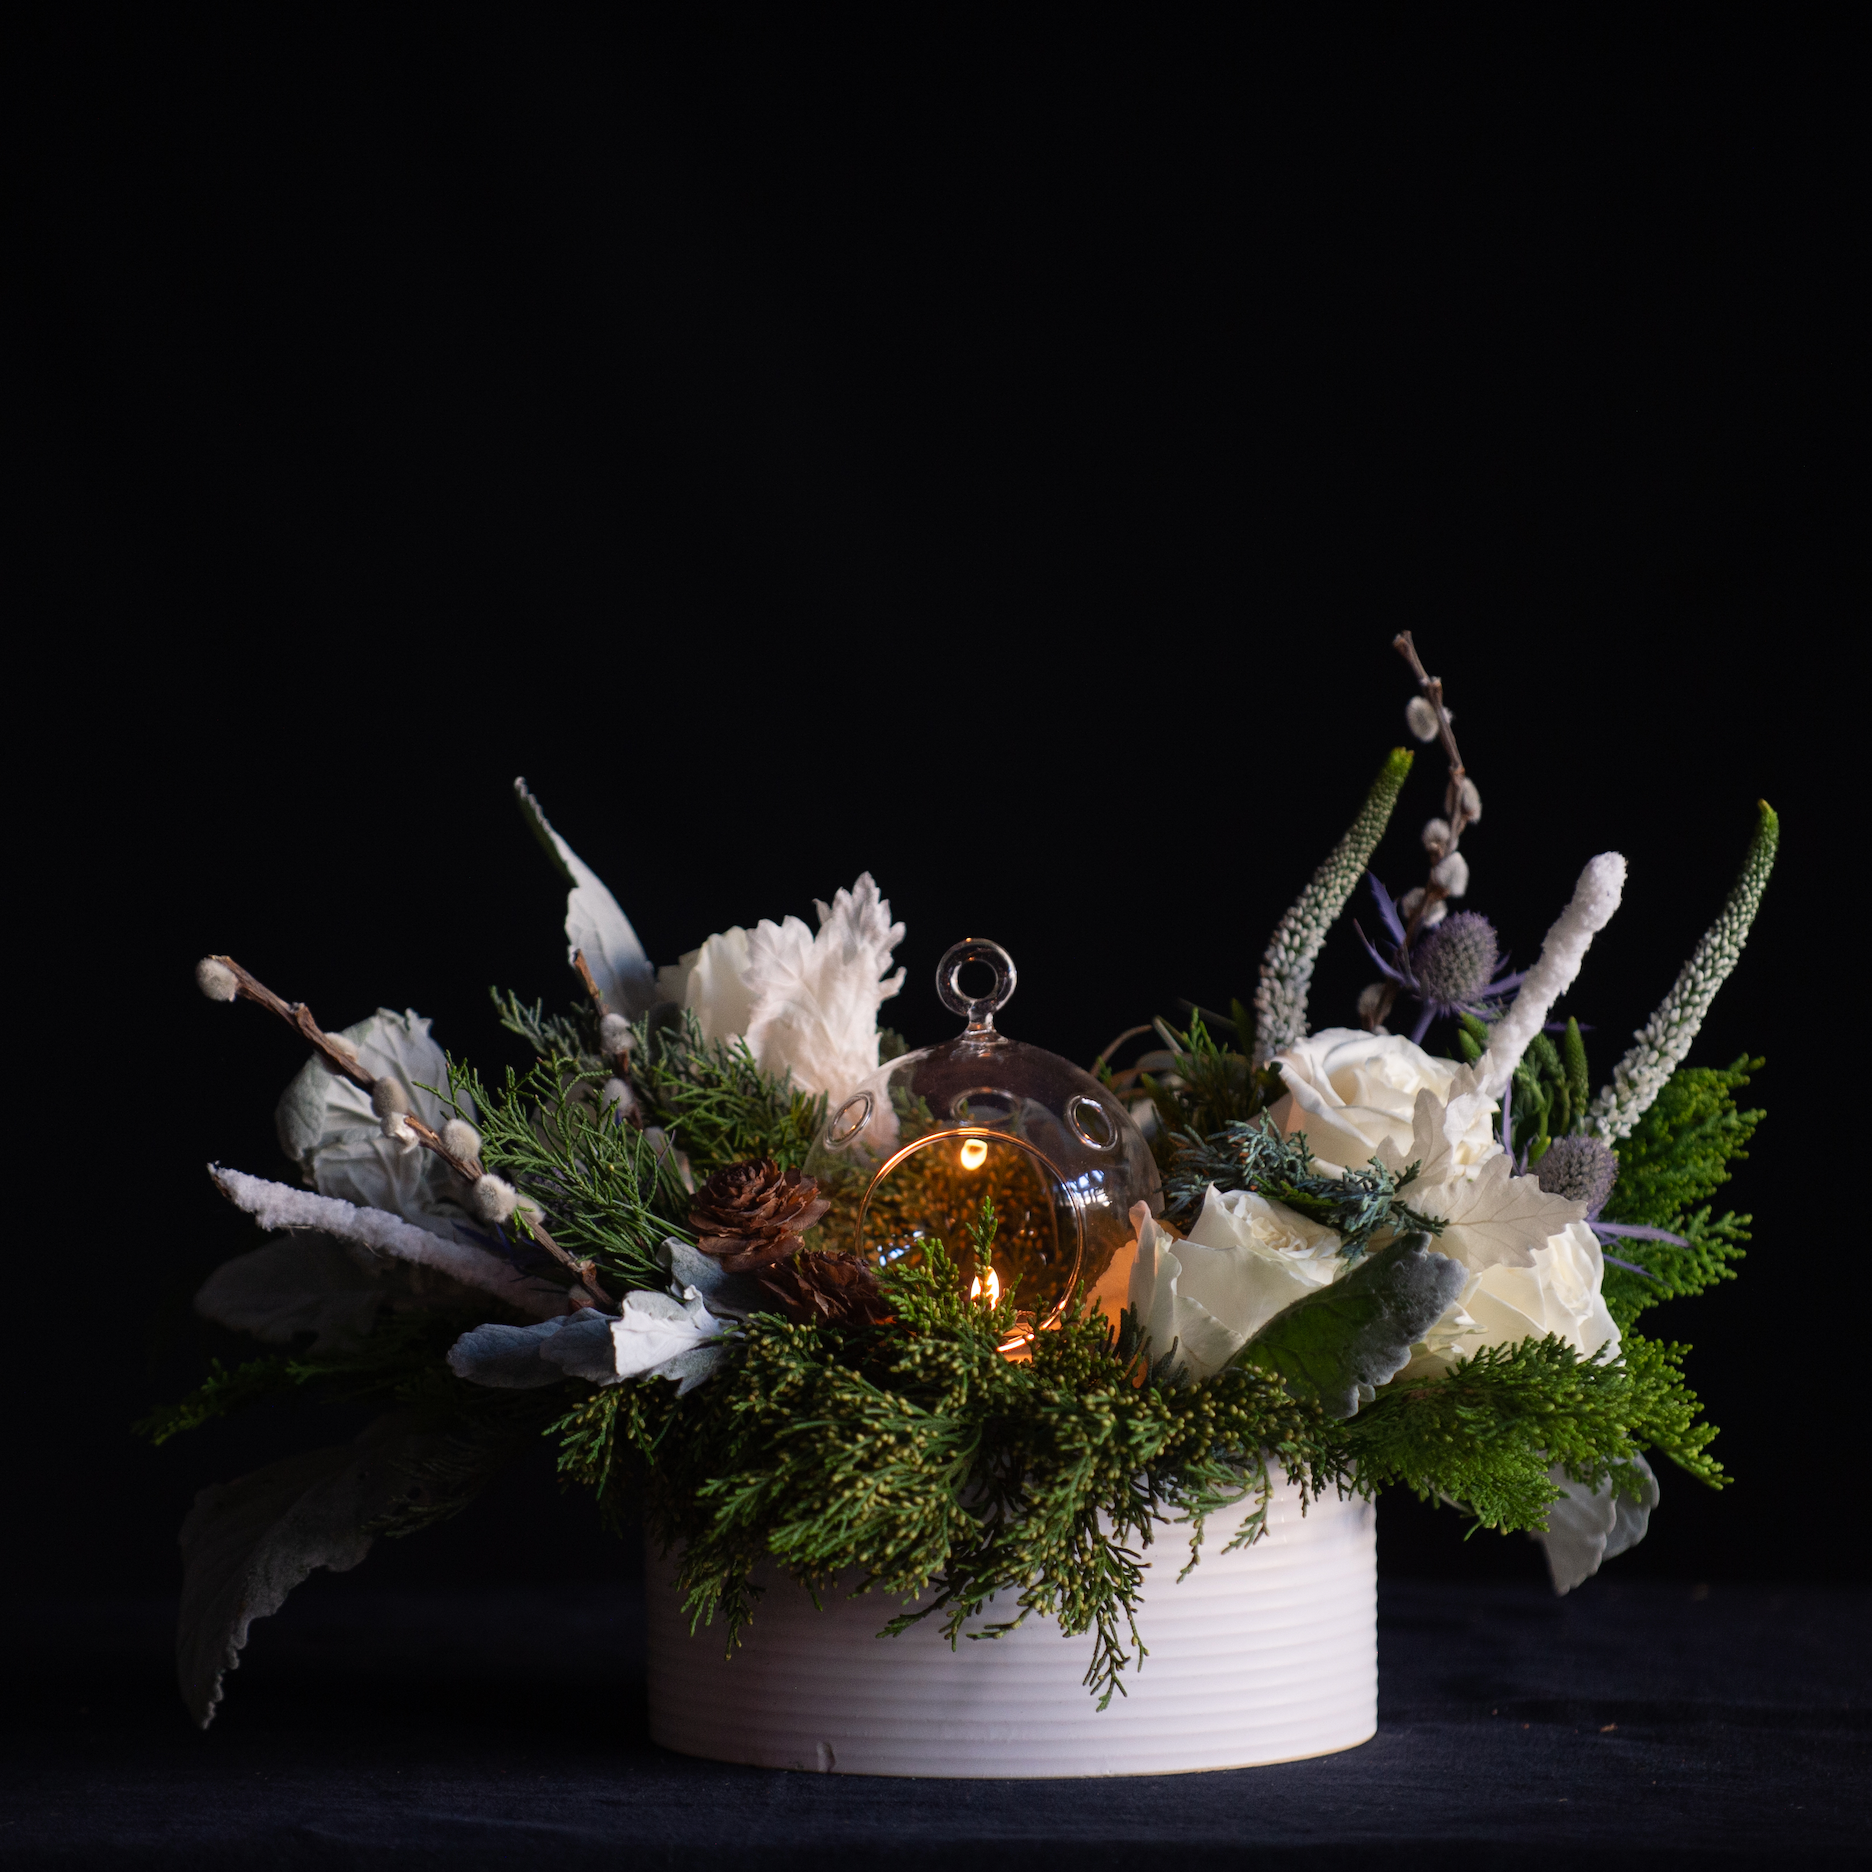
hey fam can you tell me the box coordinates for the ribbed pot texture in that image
[646,1482,1376,1778]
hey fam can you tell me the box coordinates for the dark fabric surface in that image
[3,1579,1865,1867]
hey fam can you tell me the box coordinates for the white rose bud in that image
[1405,696,1441,742]
[598,1012,633,1057]
[1421,817,1452,853]
[195,958,239,1002]
[470,1174,518,1224]
[1431,852,1470,898]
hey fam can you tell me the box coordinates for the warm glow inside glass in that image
[857,1131,1077,1328]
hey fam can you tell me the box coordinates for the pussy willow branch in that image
[204,954,611,1306]
[1367,634,1482,1031]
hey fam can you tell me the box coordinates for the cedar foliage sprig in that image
[629,1010,828,1178]
[446,1051,684,1289]
[1598,1059,1762,1327]
[555,1237,1717,1701]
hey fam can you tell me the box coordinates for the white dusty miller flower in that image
[1476,854,1626,1102]
[1252,749,1413,1068]
[195,957,239,1002]
[1587,803,1779,1141]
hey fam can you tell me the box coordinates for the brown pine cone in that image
[688,1159,831,1272]
[756,1250,893,1328]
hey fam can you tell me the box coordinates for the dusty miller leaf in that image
[176,1412,514,1728]
[1232,1232,1465,1419]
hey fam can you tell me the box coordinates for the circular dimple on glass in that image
[936,938,1018,1032]
[1067,1093,1118,1152]
[826,1090,874,1147]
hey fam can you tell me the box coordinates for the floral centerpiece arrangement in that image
[157,635,1775,1738]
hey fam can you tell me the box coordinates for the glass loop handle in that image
[935,938,1017,1036]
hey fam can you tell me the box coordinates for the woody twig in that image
[195,955,611,1307]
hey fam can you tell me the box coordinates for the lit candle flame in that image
[969,1265,1001,1307]
[958,1137,988,1170]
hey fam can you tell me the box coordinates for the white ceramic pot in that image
[646,1481,1376,1778]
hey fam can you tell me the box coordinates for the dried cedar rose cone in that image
[688,1159,831,1272]
[756,1250,893,1328]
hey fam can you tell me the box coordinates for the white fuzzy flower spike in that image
[1476,854,1627,1101]
[1252,750,1413,1067]
[196,958,239,1002]
[1587,803,1779,1140]
[598,1012,633,1057]
[1405,697,1441,742]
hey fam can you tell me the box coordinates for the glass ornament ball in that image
[806,938,1162,1346]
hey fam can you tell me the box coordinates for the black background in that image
[11,14,1860,1616]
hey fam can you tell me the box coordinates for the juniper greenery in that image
[445,1049,687,1289]
[554,1212,1716,1703]
[630,1010,828,1179]
[1598,1058,1762,1327]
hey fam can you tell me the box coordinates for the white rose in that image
[1270,1027,1495,1172]
[1124,1192,1343,1383]
[1409,1221,1621,1377]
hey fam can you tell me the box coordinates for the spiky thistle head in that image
[1535,1134,1619,1214]
[1412,911,1500,1011]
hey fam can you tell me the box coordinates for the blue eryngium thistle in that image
[1535,1134,1619,1214]
[1413,912,1501,1012]
[1358,879,1526,1044]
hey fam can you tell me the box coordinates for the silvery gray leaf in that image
[176,1416,397,1727]
[1532,1453,1660,1593]
[663,1238,767,1318]
[194,1232,382,1354]
[447,1315,579,1388]
[1604,1453,1660,1562]
[1235,1233,1467,1420]
[177,1412,517,1728]
[655,1343,726,1396]
[539,1311,623,1384]
[274,1008,480,1241]
[514,778,657,1016]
